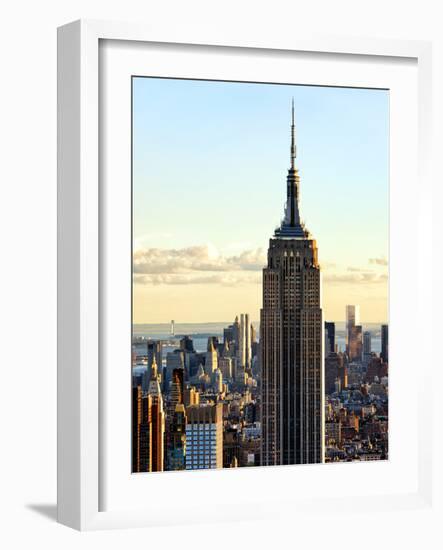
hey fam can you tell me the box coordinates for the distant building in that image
[180,335,195,353]
[324,321,335,356]
[205,338,218,376]
[147,340,162,377]
[212,367,223,393]
[237,313,252,369]
[183,385,200,407]
[346,306,362,360]
[363,331,372,363]
[185,403,223,470]
[165,350,185,390]
[349,324,363,362]
[381,324,389,363]
[219,356,233,380]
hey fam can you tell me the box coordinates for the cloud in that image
[369,256,388,266]
[133,245,265,275]
[134,272,261,286]
[321,261,337,270]
[324,272,388,285]
[133,245,265,285]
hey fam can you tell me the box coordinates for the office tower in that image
[183,385,200,407]
[345,305,361,358]
[381,324,389,363]
[238,313,246,368]
[251,323,256,345]
[261,102,323,466]
[132,386,153,473]
[132,385,143,472]
[169,368,184,411]
[147,356,165,471]
[363,330,372,364]
[205,337,218,376]
[171,320,175,336]
[165,368,184,469]
[223,325,234,346]
[324,321,335,356]
[180,335,195,353]
[147,340,162,378]
[346,305,360,338]
[185,403,223,470]
[349,324,363,362]
[167,404,187,471]
[245,313,252,369]
[219,356,233,380]
[363,331,371,355]
[165,350,185,390]
[213,367,223,393]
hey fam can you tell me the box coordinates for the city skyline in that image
[133,77,389,324]
[132,93,389,472]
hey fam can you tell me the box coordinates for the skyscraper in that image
[363,330,372,364]
[381,324,389,363]
[167,404,187,471]
[147,356,165,471]
[237,313,252,370]
[346,306,363,361]
[185,403,223,470]
[261,102,324,466]
[324,321,335,356]
[205,337,218,376]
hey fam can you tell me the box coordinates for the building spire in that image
[290,98,296,169]
[274,100,308,239]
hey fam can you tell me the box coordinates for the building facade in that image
[381,324,389,363]
[147,356,165,472]
[185,403,223,470]
[260,102,324,466]
[325,321,335,356]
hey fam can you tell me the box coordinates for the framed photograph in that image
[57,20,433,530]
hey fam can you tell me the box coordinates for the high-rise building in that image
[345,306,362,361]
[185,403,223,470]
[132,385,144,472]
[381,324,389,363]
[324,321,335,356]
[183,385,200,407]
[180,335,195,353]
[169,368,184,409]
[167,404,187,471]
[213,367,223,393]
[261,102,323,466]
[219,356,233,380]
[147,356,165,471]
[349,324,363,362]
[132,385,154,473]
[205,337,218,376]
[165,350,185,390]
[147,340,162,370]
[363,330,372,364]
[346,305,360,339]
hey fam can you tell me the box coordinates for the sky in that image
[132,77,389,324]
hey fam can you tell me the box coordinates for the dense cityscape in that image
[132,103,389,473]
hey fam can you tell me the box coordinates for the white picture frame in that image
[57,19,434,531]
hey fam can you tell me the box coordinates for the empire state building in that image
[260,102,324,466]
